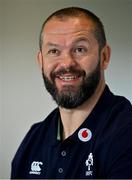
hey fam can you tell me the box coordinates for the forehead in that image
[44,16,95,33]
[42,17,96,46]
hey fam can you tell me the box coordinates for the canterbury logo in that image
[29,161,43,175]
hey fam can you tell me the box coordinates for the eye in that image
[48,48,60,56]
[74,47,87,55]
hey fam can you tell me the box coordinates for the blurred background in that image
[0,0,132,178]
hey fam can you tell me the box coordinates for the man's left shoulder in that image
[111,94,132,120]
[114,94,132,109]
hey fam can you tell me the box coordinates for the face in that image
[38,16,110,108]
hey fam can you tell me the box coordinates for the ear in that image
[37,51,43,70]
[100,44,111,70]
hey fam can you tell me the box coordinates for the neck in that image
[59,81,106,140]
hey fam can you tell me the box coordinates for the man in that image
[11,7,132,179]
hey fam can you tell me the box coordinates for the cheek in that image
[42,60,58,77]
[80,57,99,74]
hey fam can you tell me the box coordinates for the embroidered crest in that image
[85,153,93,176]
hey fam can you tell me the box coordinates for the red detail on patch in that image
[82,130,88,138]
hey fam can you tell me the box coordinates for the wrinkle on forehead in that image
[42,17,97,48]
[43,30,97,48]
[43,33,98,52]
[43,17,95,35]
[44,29,93,36]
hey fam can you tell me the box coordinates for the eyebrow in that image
[72,37,91,45]
[45,42,60,48]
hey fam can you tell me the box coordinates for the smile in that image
[59,75,79,81]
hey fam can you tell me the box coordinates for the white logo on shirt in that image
[85,153,93,176]
[29,161,43,175]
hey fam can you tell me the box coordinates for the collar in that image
[57,117,61,141]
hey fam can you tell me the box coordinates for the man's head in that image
[39,7,106,52]
[37,7,111,109]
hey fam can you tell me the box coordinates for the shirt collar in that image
[57,117,61,141]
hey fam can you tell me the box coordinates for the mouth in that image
[51,67,85,84]
[55,74,83,89]
[58,75,80,82]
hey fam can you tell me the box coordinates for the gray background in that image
[0,0,132,178]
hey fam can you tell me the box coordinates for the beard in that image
[42,60,101,109]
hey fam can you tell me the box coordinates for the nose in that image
[60,52,77,69]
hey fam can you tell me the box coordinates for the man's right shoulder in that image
[13,108,59,155]
[29,107,59,135]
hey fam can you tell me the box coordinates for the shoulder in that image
[109,94,132,125]
[97,86,132,133]
[103,86,132,123]
[12,108,59,158]
[113,94,132,110]
[30,108,59,133]
[105,85,132,113]
[105,91,132,140]
[23,108,59,143]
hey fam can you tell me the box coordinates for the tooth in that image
[59,76,77,81]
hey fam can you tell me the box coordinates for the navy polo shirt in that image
[11,85,132,179]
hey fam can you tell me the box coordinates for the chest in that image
[19,139,106,179]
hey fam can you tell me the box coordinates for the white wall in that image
[1,0,132,178]
[0,0,3,177]
[105,1,132,100]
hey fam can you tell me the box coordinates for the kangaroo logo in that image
[29,161,43,175]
